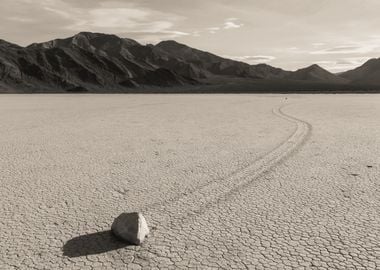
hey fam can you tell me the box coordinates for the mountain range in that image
[1,32,380,93]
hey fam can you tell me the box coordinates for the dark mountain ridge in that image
[0,32,379,93]
[0,32,198,92]
[340,58,380,85]
[156,40,290,79]
[287,64,349,84]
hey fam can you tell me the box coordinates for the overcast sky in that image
[1,0,380,72]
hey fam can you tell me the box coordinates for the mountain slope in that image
[340,58,380,85]
[156,40,290,79]
[0,32,196,92]
[286,64,349,84]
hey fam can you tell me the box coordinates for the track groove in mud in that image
[127,103,314,268]
[146,103,312,226]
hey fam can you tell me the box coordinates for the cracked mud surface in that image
[1,94,380,269]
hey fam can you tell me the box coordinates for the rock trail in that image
[144,104,312,227]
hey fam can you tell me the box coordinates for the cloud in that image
[82,8,151,29]
[225,55,276,64]
[223,18,244,29]
[125,30,189,44]
[6,16,35,23]
[59,4,189,41]
[206,27,220,34]
[326,46,359,52]
[0,0,189,45]
[311,44,380,55]
[203,18,243,35]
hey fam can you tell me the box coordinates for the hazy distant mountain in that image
[286,64,349,84]
[0,32,380,93]
[156,40,290,79]
[339,58,380,85]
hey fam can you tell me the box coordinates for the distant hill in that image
[286,64,349,84]
[1,32,380,93]
[339,58,380,85]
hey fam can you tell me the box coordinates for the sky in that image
[1,0,380,72]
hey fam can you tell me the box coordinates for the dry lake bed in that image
[1,94,379,269]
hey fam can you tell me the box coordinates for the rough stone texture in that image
[111,213,149,245]
[0,94,379,269]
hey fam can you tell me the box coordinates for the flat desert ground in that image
[1,94,379,270]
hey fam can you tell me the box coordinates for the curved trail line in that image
[146,103,312,227]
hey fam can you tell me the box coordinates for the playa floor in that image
[0,94,379,269]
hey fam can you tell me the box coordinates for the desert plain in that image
[0,94,379,269]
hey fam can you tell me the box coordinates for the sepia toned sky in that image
[1,0,380,72]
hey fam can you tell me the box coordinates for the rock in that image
[111,212,149,245]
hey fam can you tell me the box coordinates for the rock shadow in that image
[63,230,131,257]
